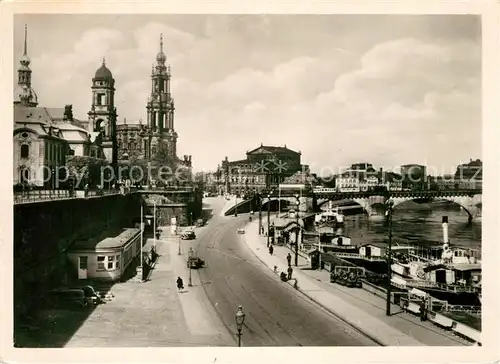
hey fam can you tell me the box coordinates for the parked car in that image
[195,218,205,227]
[45,287,100,308]
[181,230,196,240]
[187,256,205,269]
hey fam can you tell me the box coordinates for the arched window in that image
[20,144,29,158]
[19,168,30,184]
[95,119,103,132]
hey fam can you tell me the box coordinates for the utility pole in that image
[267,194,271,247]
[153,200,156,251]
[386,198,394,316]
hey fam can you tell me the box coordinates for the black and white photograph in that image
[2,2,500,363]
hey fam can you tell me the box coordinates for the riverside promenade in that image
[65,228,233,347]
[243,219,470,346]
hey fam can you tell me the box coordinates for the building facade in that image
[13,25,105,189]
[455,159,482,189]
[87,59,118,165]
[115,34,192,184]
[221,144,303,195]
[400,164,427,189]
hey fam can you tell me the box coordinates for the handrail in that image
[14,189,123,204]
[405,279,478,293]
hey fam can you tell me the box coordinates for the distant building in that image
[400,164,427,189]
[221,144,303,195]
[335,162,378,192]
[455,159,482,189]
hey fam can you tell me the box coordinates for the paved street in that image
[192,197,378,346]
[243,215,470,346]
[63,227,233,347]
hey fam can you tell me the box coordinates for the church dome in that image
[156,51,166,64]
[94,59,113,79]
[20,54,31,67]
[156,34,167,64]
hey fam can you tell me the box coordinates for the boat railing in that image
[447,304,482,315]
[405,279,478,293]
[332,252,385,261]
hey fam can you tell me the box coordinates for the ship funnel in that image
[442,216,449,244]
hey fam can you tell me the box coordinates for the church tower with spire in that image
[145,34,177,160]
[14,24,38,107]
[88,58,118,164]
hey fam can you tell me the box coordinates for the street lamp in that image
[188,247,194,287]
[258,193,263,235]
[153,200,157,252]
[235,194,238,217]
[294,194,300,267]
[267,194,271,247]
[385,197,394,316]
[235,305,246,347]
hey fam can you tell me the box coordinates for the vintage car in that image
[237,228,245,234]
[195,219,205,227]
[187,256,205,269]
[181,230,196,240]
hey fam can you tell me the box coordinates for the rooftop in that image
[70,228,141,251]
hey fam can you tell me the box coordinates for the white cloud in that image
[16,17,481,174]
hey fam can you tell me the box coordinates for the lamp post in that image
[153,200,157,252]
[267,194,271,247]
[234,194,238,217]
[188,247,193,287]
[386,197,394,316]
[294,194,300,267]
[235,305,246,347]
[258,193,263,235]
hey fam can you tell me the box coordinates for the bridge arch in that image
[391,195,481,222]
[316,198,370,215]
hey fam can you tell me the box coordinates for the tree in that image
[66,155,110,189]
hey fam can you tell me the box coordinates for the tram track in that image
[192,204,379,346]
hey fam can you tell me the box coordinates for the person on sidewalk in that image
[176,277,184,291]
[286,253,292,266]
[287,266,293,280]
[419,299,427,321]
[269,245,274,255]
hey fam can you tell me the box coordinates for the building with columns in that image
[221,144,304,195]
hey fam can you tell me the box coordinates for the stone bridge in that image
[315,190,482,221]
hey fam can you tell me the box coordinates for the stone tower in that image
[145,34,177,160]
[14,24,38,107]
[88,58,117,164]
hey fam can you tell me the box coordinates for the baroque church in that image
[13,25,103,189]
[14,26,192,188]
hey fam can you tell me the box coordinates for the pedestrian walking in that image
[286,253,292,266]
[419,299,427,321]
[176,277,184,291]
[287,266,293,280]
[269,245,274,255]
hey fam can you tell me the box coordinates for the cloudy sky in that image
[13,14,481,175]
